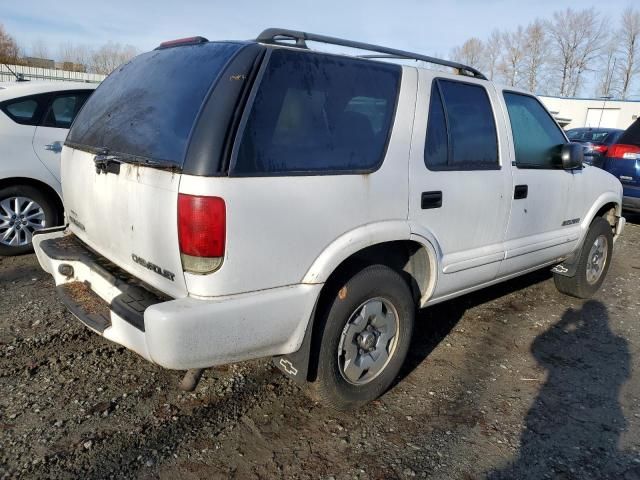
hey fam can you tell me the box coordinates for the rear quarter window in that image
[1,96,46,125]
[232,48,400,175]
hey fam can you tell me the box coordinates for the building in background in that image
[23,56,55,69]
[540,96,640,131]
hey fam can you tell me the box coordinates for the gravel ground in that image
[1,216,639,479]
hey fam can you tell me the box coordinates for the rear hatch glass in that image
[619,119,640,146]
[66,41,243,168]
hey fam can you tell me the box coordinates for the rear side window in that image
[233,49,400,175]
[67,42,243,166]
[503,92,566,168]
[43,92,91,129]
[2,97,41,125]
[425,79,499,170]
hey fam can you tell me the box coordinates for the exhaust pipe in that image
[179,368,204,392]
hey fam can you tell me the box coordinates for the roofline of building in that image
[539,94,640,103]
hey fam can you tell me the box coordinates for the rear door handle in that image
[514,185,528,200]
[421,191,442,209]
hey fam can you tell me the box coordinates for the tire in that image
[554,217,613,299]
[307,265,415,410]
[0,185,59,256]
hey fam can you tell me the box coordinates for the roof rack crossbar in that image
[256,28,487,80]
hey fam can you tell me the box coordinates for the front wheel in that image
[0,185,58,256]
[308,265,414,410]
[554,217,614,299]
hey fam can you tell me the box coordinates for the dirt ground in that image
[1,216,639,480]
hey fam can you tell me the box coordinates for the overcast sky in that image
[3,0,637,57]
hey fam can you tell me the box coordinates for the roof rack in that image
[256,28,487,80]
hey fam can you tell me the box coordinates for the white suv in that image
[33,30,624,409]
[0,81,96,255]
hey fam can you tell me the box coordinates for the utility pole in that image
[597,58,617,128]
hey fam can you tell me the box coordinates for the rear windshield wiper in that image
[92,148,181,174]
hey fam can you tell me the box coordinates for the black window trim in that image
[228,46,403,177]
[502,89,569,170]
[0,93,51,126]
[40,89,93,129]
[424,77,501,172]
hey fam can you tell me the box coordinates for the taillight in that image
[607,144,640,160]
[592,144,608,154]
[178,194,225,274]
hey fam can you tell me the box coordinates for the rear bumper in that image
[33,229,321,370]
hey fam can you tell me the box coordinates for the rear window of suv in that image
[233,48,400,175]
[66,42,243,167]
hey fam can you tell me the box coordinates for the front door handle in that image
[514,185,528,200]
[421,191,442,209]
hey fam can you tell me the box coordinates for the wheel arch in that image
[582,193,622,230]
[276,225,439,383]
[0,177,64,224]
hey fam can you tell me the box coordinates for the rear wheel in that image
[554,217,613,299]
[308,265,414,410]
[0,185,58,256]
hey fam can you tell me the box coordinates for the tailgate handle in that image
[514,184,528,200]
[421,191,442,209]
[94,154,121,175]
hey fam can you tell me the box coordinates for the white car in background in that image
[0,81,95,255]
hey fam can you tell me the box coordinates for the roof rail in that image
[256,28,487,80]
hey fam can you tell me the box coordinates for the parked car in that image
[32,30,625,410]
[0,81,96,255]
[566,127,624,167]
[601,119,640,213]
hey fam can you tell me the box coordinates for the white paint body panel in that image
[0,82,96,197]
[61,148,187,298]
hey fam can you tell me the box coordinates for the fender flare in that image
[301,220,412,284]
[553,192,621,278]
[277,222,442,383]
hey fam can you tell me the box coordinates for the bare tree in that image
[521,20,548,94]
[30,38,49,59]
[618,7,640,99]
[0,24,20,63]
[595,38,620,97]
[547,8,608,97]
[59,42,93,72]
[498,26,526,87]
[90,42,138,75]
[450,37,485,70]
[483,30,503,81]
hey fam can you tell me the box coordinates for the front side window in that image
[424,79,499,170]
[233,48,401,175]
[3,98,40,124]
[43,92,91,129]
[503,92,566,168]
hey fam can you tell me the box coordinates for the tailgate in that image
[62,147,186,298]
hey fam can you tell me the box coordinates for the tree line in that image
[450,7,640,100]
[0,24,138,75]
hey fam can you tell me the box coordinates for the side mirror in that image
[561,143,584,170]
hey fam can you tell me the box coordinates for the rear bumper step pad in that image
[41,234,170,332]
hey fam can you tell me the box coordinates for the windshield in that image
[66,42,243,167]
